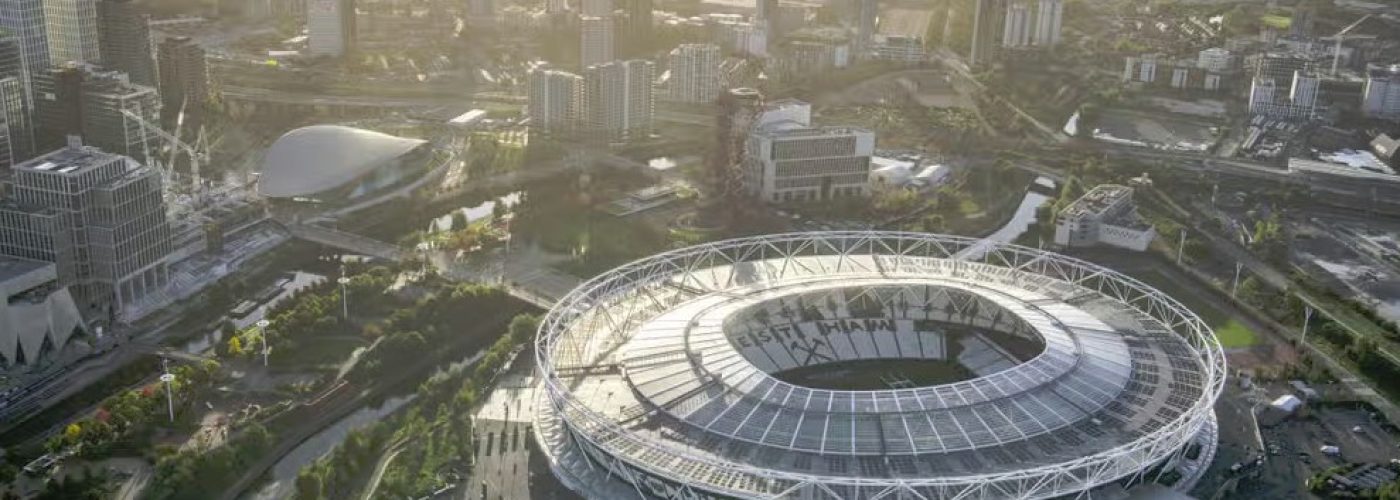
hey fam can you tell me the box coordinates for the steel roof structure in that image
[257,125,427,198]
[535,232,1225,499]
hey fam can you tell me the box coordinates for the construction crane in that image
[121,107,208,188]
[1327,14,1374,75]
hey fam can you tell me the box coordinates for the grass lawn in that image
[1127,270,1261,349]
[1261,14,1292,29]
[1214,319,1259,349]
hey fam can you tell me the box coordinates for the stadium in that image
[534,232,1226,499]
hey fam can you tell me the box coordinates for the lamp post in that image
[160,359,176,423]
[338,276,351,320]
[255,319,271,367]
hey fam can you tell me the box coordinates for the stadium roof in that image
[537,232,1226,500]
[258,125,427,198]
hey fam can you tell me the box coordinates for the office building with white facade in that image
[527,66,583,135]
[581,0,613,17]
[0,33,31,166]
[1248,71,1320,120]
[307,0,355,57]
[1,140,173,321]
[1033,0,1061,46]
[743,102,875,203]
[583,59,652,142]
[1122,55,1229,92]
[666,43,720,103]
[1054,184,1155,251]
[0,76,28,167]
[1002,2,1032,48]
[780,27,851,76]
[1363,64,1400,121]
[580,15,614,69]
[712,17,767,58]
[44,0,100,64]
[0,0,50,99]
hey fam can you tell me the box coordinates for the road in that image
[222,85,468,109]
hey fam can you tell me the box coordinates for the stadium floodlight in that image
[255,319,271,366]
[533,232,1226,500]
[337,276,352,319]
[160,359,177,423]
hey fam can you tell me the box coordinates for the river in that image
[429,192,522,233]
[243,349,489,500]
[245,395,415,500]
[957,178,1055,260]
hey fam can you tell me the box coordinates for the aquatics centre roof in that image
[258,125,427,198]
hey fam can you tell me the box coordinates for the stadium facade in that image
[535,232,1225,499]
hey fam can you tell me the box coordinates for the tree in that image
[492,198,509,221]
[64,423,82,445]
[295,469,324,500]
[873,189,920,215]
[226,336,245,357]
[507,314,540,344]
[1249,214,1288,263]
[450,211,468,231]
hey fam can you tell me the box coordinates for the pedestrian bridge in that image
[284,223,407,262]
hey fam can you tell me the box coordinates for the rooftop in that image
[0,257,51,287]
[14,144,130,177]
[257,125,428,198]
[758,125,873,139]
[1062,184,1134,219]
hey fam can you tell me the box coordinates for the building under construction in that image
[704,87,763,226]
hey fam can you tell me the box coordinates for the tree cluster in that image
[47,360,221,460]
[295,314,540,499]
[145,424,275,500]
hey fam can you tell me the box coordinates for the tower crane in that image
[121,107,208,188]
[1327,14,1375,75]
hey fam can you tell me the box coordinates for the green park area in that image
[1261,14,1293,29]
[1132,270,1261,349]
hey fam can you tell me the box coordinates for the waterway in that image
[242,348,490,500]
[429,192,522,233]
[958,178,1055,260]
[985,184,1053,245]
[245,395,415,500]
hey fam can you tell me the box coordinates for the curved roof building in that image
[1,258,87,366]
[535,232,1225,499]
[258,125,429,200]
